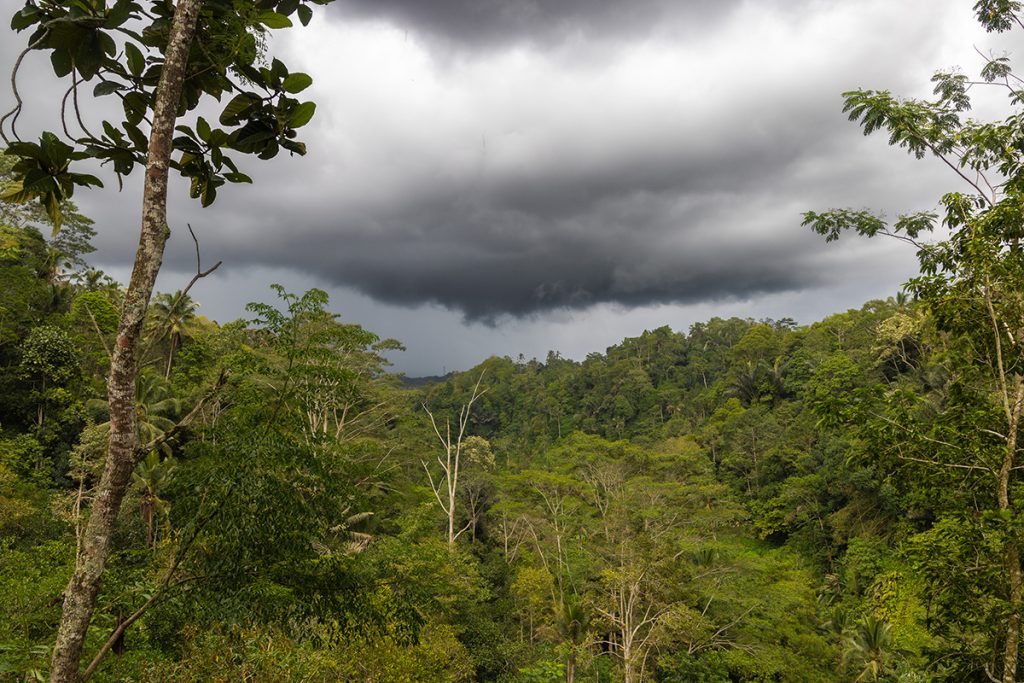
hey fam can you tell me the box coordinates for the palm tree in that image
[313,509,375,556]
[148,290,199,379]
[554,594,591,683]
[88,370,181,458]
[133,450,175,548]
[843,615,902,682]
[88,371,181,547]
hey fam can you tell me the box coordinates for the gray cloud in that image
[329,0,740,50]
[0,0,991,352]
[119,0,965,323]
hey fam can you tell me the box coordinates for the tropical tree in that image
[803,2,1024,680]
[147,291,199,379]
[2,1,335,677]
[17,325,80,429]
[553,594,592,683]
[132,449,175,549]
[842,616,900,682]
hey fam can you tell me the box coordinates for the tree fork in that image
[48,1,204,679]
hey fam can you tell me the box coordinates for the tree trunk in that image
[448,485,456,549]
[164,333,177,379]
[48,2,203,680]
[141,496,155,549]
[999,378,1023,683]
[1005,541,1021,683]
[623,648,636,683]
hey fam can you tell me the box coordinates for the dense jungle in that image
[3,0,1024,681]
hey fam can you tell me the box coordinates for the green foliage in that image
[514,658,564,682]
[18,325,79,387]
[806,3,1024,679]
[4,0,331,218]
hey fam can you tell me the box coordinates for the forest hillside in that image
[3,0,1024,681]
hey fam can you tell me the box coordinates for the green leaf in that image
[0,179,27,203]
[277,0,300,16]
[288,101,316,128]
[125,41,145,77]
[45,192,63,233]
[104,0,135,29]
[258,11,293,29]
[98,31,116,57]
[225,172,253,184]
[280,139,306,156]
[123,122,148,152]
[7,141,44,162]
[93,81,123,96]
[296,4,313,26]
[200,182,217,207]
[70,173,104,189]
[50,50,73,78]
[282,73,313,94]
[102,120,121,140]
[40,132,73,170]
[10,6,41,31]
[271,59,288,81]
[230,122,277,153]
[73,32,104,80]
[123,91,148,125]
[196,116,212,142]
[220,93,258,125]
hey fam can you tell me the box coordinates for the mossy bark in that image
[48,1,203,679]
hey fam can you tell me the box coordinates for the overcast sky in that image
[1,0,1012,375]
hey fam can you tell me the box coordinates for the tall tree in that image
[147,290,198,378]
[804,3,1024,679]
[2,1,333,679]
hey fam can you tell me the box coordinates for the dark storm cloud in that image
[138,0,953,324]
[1,0,975,332]
[150,111,879,323]
[329,0,739,49]
[217,195,821,322]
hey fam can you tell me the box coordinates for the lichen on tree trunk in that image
[48,1,204,680]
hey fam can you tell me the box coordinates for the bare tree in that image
[421,374,488,549]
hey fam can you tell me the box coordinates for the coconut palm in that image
[88,371,180,547]
[313,508,375,556]
[133,450,175,548]
[148,290,199,379]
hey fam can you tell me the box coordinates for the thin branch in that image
[181,223,223,300]
[71,70,97,140]
[1,30,50,144]
[60,81,76,141]
[140,223,221,361]
[984,277,1013,423]
[83,304,112,360]
[452,518,475,541]
[80,573,202,681]
[420,460,449,512]
[894,451,993,473]
[79,492,220,682]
